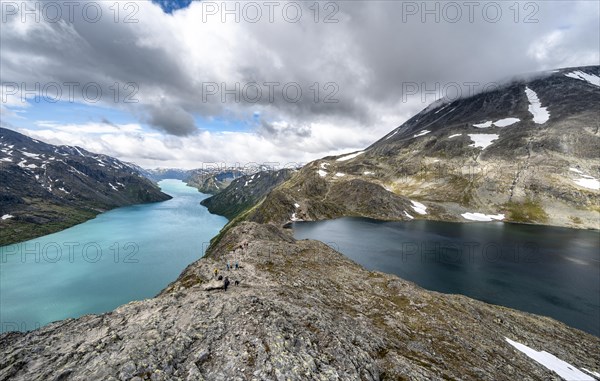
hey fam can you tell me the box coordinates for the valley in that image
[0,129,172,246]
[1,65,599,381]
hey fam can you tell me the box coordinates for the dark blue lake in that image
[293,217,600,336]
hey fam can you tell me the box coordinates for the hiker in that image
[224,277,230,291]
[235,262,239,270]
[214,268,218,277]
[226,263,230,271]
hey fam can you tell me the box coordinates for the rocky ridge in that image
[0,127,172,246]
[1,222,598,380]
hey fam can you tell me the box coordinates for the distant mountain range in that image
[143,168,192,182]
[144,165,284,195]
[0,128,172,246]
[200,169,294,219]
[186,168,244,194]
[234,65,599,230]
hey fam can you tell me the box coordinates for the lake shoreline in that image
[293,216,600,337]
[0,180,227,333]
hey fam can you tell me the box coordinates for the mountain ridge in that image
[2,221,598,380]
[240,65,599,230]
[0,128,172,246]
[200,169,295,220]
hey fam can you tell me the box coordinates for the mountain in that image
[183,165,301,195]
[186,168,243,194]
[0,128,172,246]
[144,168,192,182]
[200,169,295,219]
[2,66,600,380]
[2,221,598,380]
[244,66,600,229]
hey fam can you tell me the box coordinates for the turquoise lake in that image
[3,182,599,337]
[0,180,227,332]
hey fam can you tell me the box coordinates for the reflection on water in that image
[293,217,600,336]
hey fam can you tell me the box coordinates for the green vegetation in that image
[569,216,583,224]
[448,175,474,205]
[503,199,549,223]
[0,205,98,246]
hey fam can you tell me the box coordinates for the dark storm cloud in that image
[145,104,197,136]
[1,0,598,138]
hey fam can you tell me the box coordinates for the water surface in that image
[293,218,600,336]
[0,180,227,332]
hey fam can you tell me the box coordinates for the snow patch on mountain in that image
[22,152,41,159]
[384,130,399,140]
[564,70,600,87]
[568,168,599,190]
[505,338,594,381]
[525,87,550,124]
[461,212,505,221]
[468,134,499,149]
[473,118,520,128]
[410,200,427,215]
[336,151,364,162]
[494,118,520,127]
[473,121,492,128]
[573,177,599,190]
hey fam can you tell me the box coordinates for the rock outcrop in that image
[2,222,598,380]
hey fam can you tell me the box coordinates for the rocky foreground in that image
[2,222,598,380]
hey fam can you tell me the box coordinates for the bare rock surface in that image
[2,222,598,381]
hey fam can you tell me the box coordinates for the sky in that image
[1,0,598,169]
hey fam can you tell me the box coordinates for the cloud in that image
[257,120,312,140]
[144,103,197,136]
[1,0,598,167]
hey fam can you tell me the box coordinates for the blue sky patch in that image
[151,0,193,14]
